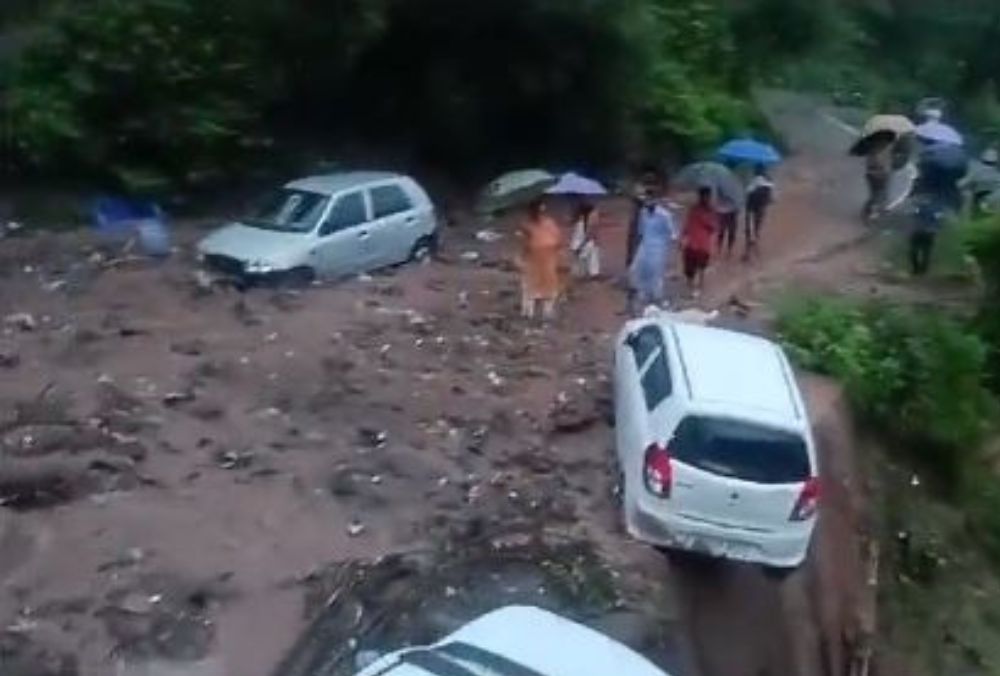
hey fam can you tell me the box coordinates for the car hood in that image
[197,222,311,266]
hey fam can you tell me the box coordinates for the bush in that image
[963,214,1000,392]
[778,297,995,485]
[7,0,273,193]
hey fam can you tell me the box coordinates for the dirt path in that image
[0,92,872,676]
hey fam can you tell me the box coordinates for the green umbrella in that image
[476,169,556,214]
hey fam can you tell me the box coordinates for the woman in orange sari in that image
[517,200,563,321]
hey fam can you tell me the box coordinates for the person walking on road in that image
[516,200,563,321]
[681,187,717,298]
[863,141,892,223]
[909,196,946,276]
[744,165,775,260]
[628,193,678,314]
[715,194,739,258]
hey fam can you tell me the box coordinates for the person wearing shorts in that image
[682,187,717,297]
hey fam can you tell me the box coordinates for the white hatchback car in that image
[198,171,438,283]
[355,606,670,676]
[613,314,820,572]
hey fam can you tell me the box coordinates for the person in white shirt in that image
[569,203,601,278]
[745,164,775,260]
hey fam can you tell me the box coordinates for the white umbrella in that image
[915,120,963,146]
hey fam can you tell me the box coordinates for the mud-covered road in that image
[1,92,873,676]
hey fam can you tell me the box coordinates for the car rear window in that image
[371,184,413,218]
[670,416,810,484]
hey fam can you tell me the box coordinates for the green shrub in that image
[778,297,995,485]
[963,214,1000,393]
[7,0,273,193]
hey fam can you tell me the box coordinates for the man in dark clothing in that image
[910,197,946,276]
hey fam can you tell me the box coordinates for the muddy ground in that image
[1,92,887,676]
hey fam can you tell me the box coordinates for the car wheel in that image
[410,236,435,263]
[762,564,798,582]
[282,267,315,289]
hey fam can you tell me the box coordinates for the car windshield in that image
[245,188,329,232]
[670,416,810,484]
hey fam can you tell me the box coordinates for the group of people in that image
[626,168,775,313]
[863,106,1000,276]
[514,166,776,321]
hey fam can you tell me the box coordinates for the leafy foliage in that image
[779,298,995,485]
[7,0,272,193]
[963,215,1000,393]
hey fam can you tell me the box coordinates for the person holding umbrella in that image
[850,115,916,223]
[516,199,563,322]
[569,202,601,279]
[681,186,718,297]
[744,164,775,260]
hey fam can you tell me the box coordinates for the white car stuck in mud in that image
[353,606,671,676]
[613,312,820,572]
[198,171,438,284]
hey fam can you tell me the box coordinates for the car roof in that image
[285,171,405,195]
[664,321,803,423]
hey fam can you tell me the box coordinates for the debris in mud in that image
[549,393,601,434]
[0,454,139,510]
[98,573,232,662]
[213,450,255,470]
[358,428,388,449]
[0,630,79,676]
[0,346,20,369]
[162,390,197,408]
[170,339,206,357]
[347,520,366,537]
[4,313,37,332]
[475,229,503,243]
[276,524,656,676]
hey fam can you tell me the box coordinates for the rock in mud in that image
[0,631,79,676]
[549,396,600,434]
[0,347,19,369]
[98,574,222,662]
[170,339,206,357]
[358,428,388,449]
[213,450,254,471]
[4,313,37,332]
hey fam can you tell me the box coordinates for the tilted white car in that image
[612,313,820,572]
[354,606,671,676]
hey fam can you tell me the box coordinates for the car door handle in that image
[358,231,370,239]
[405,216,417,224]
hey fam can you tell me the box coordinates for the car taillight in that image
[790,477,820,521]
[643,443,672,498]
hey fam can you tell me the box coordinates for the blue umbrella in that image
[717,139,782,166]
[545,172,607,196]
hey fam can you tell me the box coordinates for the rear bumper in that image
[625,496,813,569]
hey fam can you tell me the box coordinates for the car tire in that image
[762,564,798,582]
[410,235,435,263]
[282,267,316,289]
